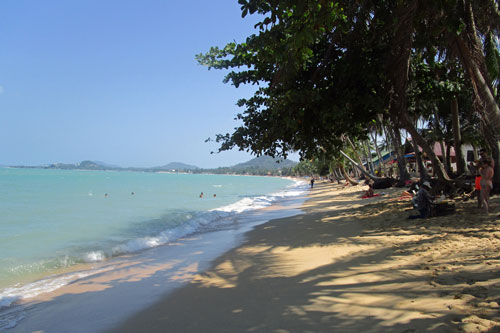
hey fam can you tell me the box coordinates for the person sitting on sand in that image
[361,181,383,199]
[361,180,374,198]
[409,181,433,219]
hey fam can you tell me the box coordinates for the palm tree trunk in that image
[439,140,447,173]
[339,150,384,181]
[404,122,452,183]
[331,168,342,183]
[446,143,452,174]
[388,124,410,185]
[364,141,375,173]
[451,98,466,175]
[481,122,500,185]
[411,135,430,181]
[345,136,369,173]
[454,33,500,135]
[370,130,386,175]
[385,0,417,185]
[339,164,358,185]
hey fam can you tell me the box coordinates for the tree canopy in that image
[197,0,500,184]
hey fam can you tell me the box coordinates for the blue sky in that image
[0,1,295,168]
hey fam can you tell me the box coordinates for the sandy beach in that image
[111,180,500,332]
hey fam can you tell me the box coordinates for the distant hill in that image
[11,157,296,176]
[152,162,199,171]
[43,160,116,170]
[92,160,122,169]
[231,156,297,170]
[199,156,297,176]
[43,160,200,172]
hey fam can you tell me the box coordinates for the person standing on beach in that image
[480,158,494,214]
[476,149,493,209]
[475,165,482,208]
[480,148,494,168]
[310,177,315,188]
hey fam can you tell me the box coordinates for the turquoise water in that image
[0,168,303,296]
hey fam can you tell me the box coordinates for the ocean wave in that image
[88,178,307,260]
[0,178,307,323]
[0,268,107,330]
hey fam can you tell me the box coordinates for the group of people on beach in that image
[409,148,494,218]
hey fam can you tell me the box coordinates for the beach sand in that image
[111,180,500,332]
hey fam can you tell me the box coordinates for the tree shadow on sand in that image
[109,183,500,332]
[7,181,500,332]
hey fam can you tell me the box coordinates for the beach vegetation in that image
[197,0,500,189]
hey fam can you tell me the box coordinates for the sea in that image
[0,168,307,331]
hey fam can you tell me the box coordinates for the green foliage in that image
[485,31,500,100]
[197,0,390,160]
[197,156,297,176]
[231,155,297,170]
[292,160,316,176]
[485,33,500,81]
[197,0,498,167]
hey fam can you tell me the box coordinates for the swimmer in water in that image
[200,192,203,198]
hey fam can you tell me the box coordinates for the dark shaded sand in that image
[111,181,500,332]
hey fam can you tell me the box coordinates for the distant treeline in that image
[10,156,310,177]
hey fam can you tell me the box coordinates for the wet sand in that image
[8,196,304,333]
[111,181,500,332]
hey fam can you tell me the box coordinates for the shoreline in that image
[4,166,301,179]
[111,180,500,332]
[0,172,303,300]
[4,184,307,332]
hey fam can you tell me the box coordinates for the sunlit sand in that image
[112,180,500,332]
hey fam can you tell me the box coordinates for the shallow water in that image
[0,168,307,331]
[0,168,303,291]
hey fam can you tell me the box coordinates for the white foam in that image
[0,271,99,307]
[0,268,108,329]
[213,179,307,214]
[84,251,106,263]
[0,178,308,328]
[85,179,307,260]
[110,210,231,256]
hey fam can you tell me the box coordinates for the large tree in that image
[198,1,390,158]
[198,0,499,185]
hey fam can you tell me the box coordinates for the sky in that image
[0,1,296,168]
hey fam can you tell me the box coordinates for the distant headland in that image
[10,156,298,176]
